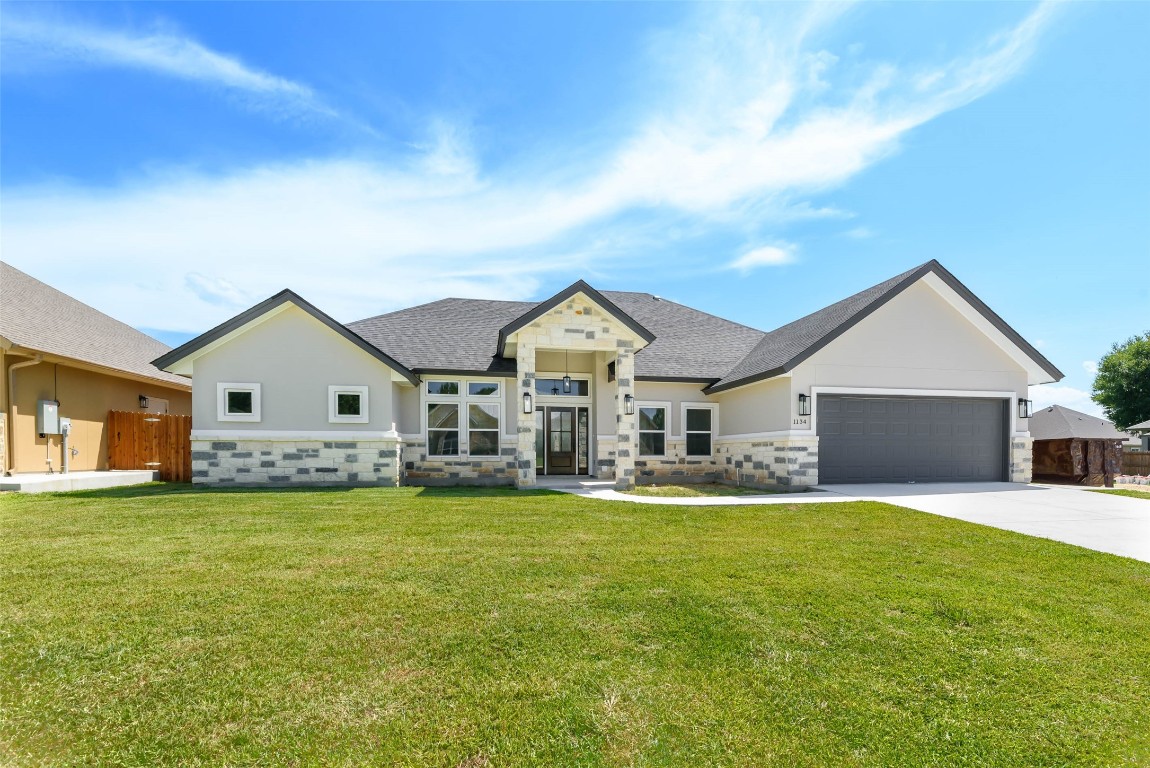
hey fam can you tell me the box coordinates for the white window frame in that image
[637,400,671,458]
[426,400,461,457]
[217,383,261,423]
[467,381,501,398]
[682,403,718,457]
[467,402,501,457]
[328,385,369,424]
[426,380,463,397]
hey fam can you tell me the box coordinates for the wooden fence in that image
[107,411,192,482]
[1122,450,1150,476]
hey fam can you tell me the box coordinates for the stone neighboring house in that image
[1,262,192,475]
[154,260,1062,490]
[1029,404,1133,485]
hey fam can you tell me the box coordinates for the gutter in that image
[6,354,42,476]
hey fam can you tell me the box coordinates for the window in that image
[638,406,666,456]
[427,381,460,396]
[468,381,500,397]
[329,385,369,424]
[685,406,715,456]
[217,383,261,422]
[427,403,459,456]
[468,403,500,456]
[535,378,589,396]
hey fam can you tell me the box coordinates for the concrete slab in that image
[816,482,1150,563]
[0,470,160,494]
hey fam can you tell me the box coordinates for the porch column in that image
[515,342,537,489]
[614,347,637,490]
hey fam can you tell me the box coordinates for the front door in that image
[547,407,577,475]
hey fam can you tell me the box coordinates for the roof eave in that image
[496,280,656,355]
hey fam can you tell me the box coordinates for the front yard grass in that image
[1088,488,1150,500]
[622,482,780,497]
[2,484,1148,766]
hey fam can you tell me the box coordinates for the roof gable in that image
[496,280,655,355]
[705,260,1063,394]
[152,290,418,384]
[1030,404,1136,441]
[0,262,189,389]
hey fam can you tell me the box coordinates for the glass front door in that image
[536,406,590,475]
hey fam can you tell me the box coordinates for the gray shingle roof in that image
[1029,404,1138,442]
[347,290,766,380]
[1,262,189,388]
[1127,419,1150,433]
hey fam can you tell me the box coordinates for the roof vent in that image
[652,295,663,302]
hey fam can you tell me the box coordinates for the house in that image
[1029,404,1130,485]
[1,262,192,475]
[1126,420,1150,452]
[153,260,1062,489]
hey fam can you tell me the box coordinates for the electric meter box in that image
[37,400,61,436]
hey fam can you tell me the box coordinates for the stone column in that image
[1010,436,1034,483]
[614,346,637,490]
[516,342,537,489]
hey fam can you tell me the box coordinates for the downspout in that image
[6,354,43,476]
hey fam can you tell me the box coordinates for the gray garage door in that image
[817,395,1007,484]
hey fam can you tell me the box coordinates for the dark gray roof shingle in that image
[1029,405,1138,442]
[1,262,189,388]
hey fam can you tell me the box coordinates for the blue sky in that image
[2,2,1147,415]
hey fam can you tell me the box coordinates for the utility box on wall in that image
[37,400,61,436]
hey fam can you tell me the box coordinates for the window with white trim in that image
[684,405,715,456]
[217,383,261,422]
[427,402,460,456]
[638,406,666,456]
[468,403,500,456]
[328,385,369,424]
[468,381,500,397]
[427,380,460,396]
[426,378,503,458]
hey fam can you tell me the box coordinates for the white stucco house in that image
[153,260,1063,490]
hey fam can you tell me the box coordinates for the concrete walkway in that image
[0,470,159,493]
[542,478,1150,562]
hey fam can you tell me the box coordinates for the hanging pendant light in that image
[562,349,572,393]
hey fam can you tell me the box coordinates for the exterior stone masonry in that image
[634,437,723,483]
[191,439,401,486]
[715,436,821,489]
[1009,435,1034,483]
[401,438,518,487]
[509,293,645,490]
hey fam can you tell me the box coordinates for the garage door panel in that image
[818,395,1006,484]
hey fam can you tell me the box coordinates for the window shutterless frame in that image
[328,385,369,424]
[683,403,717,456]
[637,402,669,457]
[217,382,261,422]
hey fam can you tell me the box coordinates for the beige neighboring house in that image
[1,262,192,475]
[155,260,1063,490]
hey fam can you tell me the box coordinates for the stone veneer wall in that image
[191,439,401,486]
[401,438,518,487]
[634,437,723,483]
[1010,435,1034,483]
[715,436,821,489]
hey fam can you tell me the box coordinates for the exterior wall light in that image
[797,393,811,416]
[523,391,534,414]
[1018,398,1032,419]
[139,395,150,410]
[624,394,635,416]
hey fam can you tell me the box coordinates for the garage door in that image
[817,395,1006,484]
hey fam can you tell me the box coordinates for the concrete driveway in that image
[817,482,1150,563]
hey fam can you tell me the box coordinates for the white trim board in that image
[192,430,401,441]
[807,386,1027,438]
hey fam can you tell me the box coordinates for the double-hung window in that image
[684,405,716,456]
[426,380,502,457]
[638,405,667,457]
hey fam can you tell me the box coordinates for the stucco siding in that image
[192,306,398,433]
[713,376,792,435]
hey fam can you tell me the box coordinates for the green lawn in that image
[622,482,780,497]
[2,484,1148,766]
[1088,488,1150,500]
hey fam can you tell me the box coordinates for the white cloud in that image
[0,12,336,121]
[0,4,1059,332]
[1082,360,1099,376]
[1029,384,1103,417]
[727,245,796,273]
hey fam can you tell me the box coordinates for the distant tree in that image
[1092,332,1150,430]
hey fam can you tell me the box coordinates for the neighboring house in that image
[154,260,1062,490]
[1029,404,1131,484]
[1,262,192,475]
[1126,420,1150,452]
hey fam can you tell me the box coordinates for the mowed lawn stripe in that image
[2,485,1148,766]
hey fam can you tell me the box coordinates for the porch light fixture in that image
[523,391,533,414]
[562,351,572,393]
[138,395,150,410]
[797,393,811,416]
[624,393,635,416]
[1018,398,1033,419]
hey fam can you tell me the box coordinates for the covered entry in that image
[818,395,1007,484]
[535,406,590,475]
